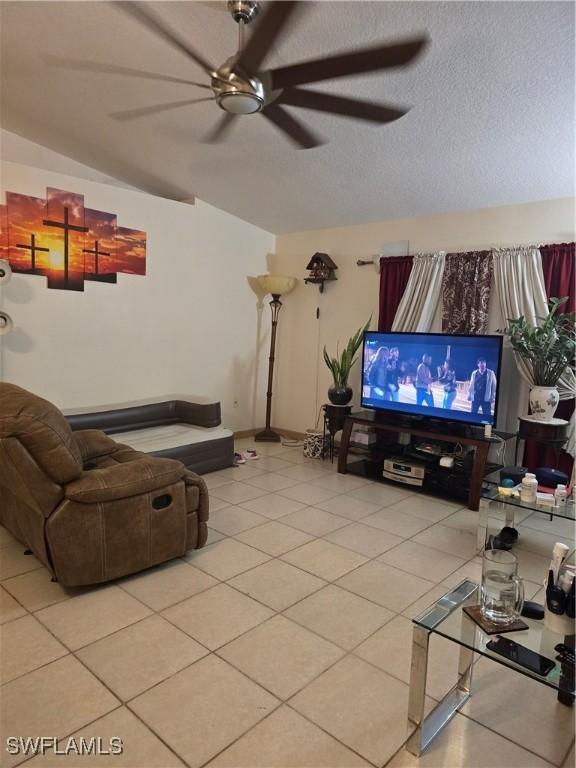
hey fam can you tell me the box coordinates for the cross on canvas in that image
[0,188,146,291]
[14,233,49,272]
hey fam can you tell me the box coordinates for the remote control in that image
[556,651,576,666]
[521,601,545,620]
[555,643,576,654]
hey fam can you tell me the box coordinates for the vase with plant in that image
[501,297,575,421]
[323,318,371,405]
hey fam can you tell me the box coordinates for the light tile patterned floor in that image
[0,437,574,768]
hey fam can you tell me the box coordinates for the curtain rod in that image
[356,242,573,267]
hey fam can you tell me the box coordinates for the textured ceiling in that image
[1,1,574,234]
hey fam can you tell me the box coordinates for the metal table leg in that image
[406,628,474,756]
[504,502,516,530]
[477,498,490,551]
[406,587,477,757]
[406,624,430,756]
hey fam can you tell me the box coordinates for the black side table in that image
[322,404,352,462]
[515,416,569,467]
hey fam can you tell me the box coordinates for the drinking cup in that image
[481,549,524,624]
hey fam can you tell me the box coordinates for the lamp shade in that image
[257,274,297,296]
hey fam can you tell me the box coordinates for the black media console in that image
[337,410,514,511]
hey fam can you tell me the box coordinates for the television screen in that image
[361,331,503,427]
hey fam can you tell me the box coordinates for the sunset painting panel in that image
[0,204,8,263]
[6,192,51,273]
[84,208,117,283]
[45,188,87,289]
[2,187,146,291]
[116,227,146,275]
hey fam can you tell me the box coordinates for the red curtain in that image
[540,243,575,313]
[524,243,575,474]
[378,256,413,332]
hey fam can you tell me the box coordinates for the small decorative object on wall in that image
[304,252,337,293]
[323,318,371,405]
[501,297,575,421]
[0,259,12,285]
[0,187,146,291]
[0,312,14,335]
[0,257,14,335]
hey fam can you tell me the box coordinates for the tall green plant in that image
[323,318,371,388]
[501,297,575,386]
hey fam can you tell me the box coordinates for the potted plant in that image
[323,318,371,405]
[501,297,575,421]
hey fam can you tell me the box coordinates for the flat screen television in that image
[361,331,503,427]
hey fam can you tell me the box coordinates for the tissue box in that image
[351,430,377,445]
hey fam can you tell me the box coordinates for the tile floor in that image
[0,437,574,768]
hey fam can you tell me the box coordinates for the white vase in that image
[529,386,560,421]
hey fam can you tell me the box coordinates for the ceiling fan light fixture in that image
[217,92,264,114]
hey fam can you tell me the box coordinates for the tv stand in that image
[338,411,512,511]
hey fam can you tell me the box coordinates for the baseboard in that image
[233,427,306,441]
[276,428,306,441]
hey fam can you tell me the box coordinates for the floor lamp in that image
[255,274,297,442]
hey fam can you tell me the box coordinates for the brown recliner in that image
[0,383,209,586]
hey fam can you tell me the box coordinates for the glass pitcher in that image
[481,549,524,624]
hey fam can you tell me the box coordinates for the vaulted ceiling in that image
[1,1,574,233]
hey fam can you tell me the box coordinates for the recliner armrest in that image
[64,457,186,503]
[73,429,123,461]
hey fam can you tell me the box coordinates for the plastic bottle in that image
[554,484,568,507]
[549,542,570,584]
[520,472,538,503]
[558,564,575,594]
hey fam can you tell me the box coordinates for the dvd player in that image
[384,457,426,479]
[383,457,426,487]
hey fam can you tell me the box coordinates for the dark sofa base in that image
[65,398,234,475]
[150,435,234,474]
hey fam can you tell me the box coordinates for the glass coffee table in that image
[407,580,575,756]
[477,475,576,550]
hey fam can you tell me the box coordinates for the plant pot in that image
[328,385,353,406]
[303,429,325,459]
[529,386,560,421]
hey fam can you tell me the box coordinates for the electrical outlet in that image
[233,398,239,408]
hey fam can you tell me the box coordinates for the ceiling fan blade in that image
[111,97,215,122]
[116,1,216,76]
[45,56,211,89]
[235,1,302,75]
[262,103,324,149]
[270,35,429,89]
[204,113,238,143]
[277,88,408,124]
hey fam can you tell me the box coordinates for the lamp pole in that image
[255,292,283,442]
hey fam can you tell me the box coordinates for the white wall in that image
[271,198,576,435]
[2,148,573,438]
[0,161,275,431]
[0,129,139,192]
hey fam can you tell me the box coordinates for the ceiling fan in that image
[109,0,430,148]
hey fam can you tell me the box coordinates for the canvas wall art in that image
[0,187,146,291]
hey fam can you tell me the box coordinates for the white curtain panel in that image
[493,246,575,457]
[392,252,445,332]
[493,247,547,385]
